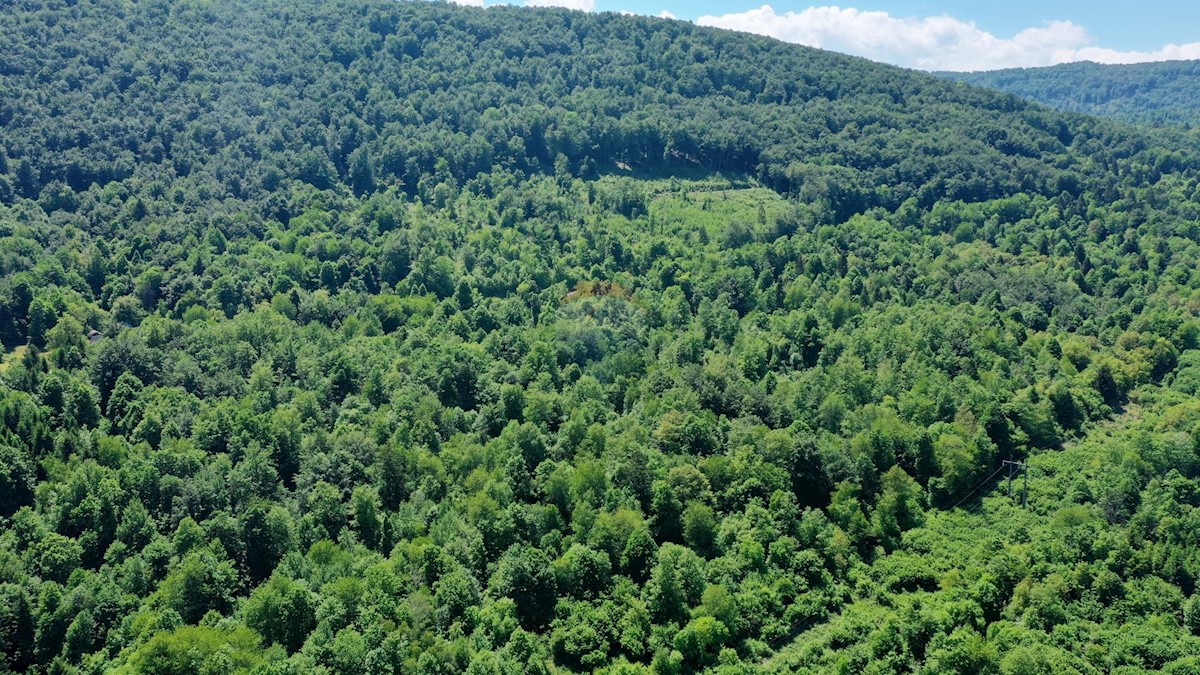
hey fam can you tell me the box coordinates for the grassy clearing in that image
[650,184,792,240]
[0,345,28,375]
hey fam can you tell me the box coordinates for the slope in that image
[940,60,1200,127]
[0,1,1199,674]
[0,0,1194,225]
[761,382,1200,674]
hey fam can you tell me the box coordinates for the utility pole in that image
[1002,460,1029,508]
[1024,460,1028,508]
[1007,461,1014,499]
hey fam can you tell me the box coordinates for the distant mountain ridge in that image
[939,60,1200,127]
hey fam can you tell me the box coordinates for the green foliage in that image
[121,624,275,675]
[873,466,925,550]
[0,1,1199,673]
[155,549,239,624]
[243,576,315,654]
[674,615,730,670]
[942,60,1200,126]
[0,443,35,516]
[493,545,558,630]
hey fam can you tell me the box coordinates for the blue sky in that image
[455,0,1200,71]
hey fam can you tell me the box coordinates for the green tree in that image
[0,444,35,517]
[553,543,612,599]
[240,501,293,583]
[350,486,383,551]
[644,544,706,625]
[874,465,925,550]
[125,625,271,674]
[243,575,315,654]
[33,533,82,584]
[46,315,87,369]
[492,545,557,630]
[156,549,239,624]
[682,502,717,558]
[674,616,729,670]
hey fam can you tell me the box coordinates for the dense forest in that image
[941,60,1200,127]
[2,0,1200,673]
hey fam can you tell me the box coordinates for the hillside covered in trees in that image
[2,0,1200,673]
[941,60,1200,127]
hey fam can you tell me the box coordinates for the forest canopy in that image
[1,1,1200,674]
[941,59,1200,127]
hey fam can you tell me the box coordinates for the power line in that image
[949,464,1008,510]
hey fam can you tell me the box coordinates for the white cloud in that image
[525,0,596,11]
[1072,44,1200,64]
[659,10,676,20]
[447,0,484,6]
[696,5,1200,71]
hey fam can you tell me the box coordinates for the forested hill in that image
[0,0,1194,217]
[940,60,1200,127]
[3,1,1200,673]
